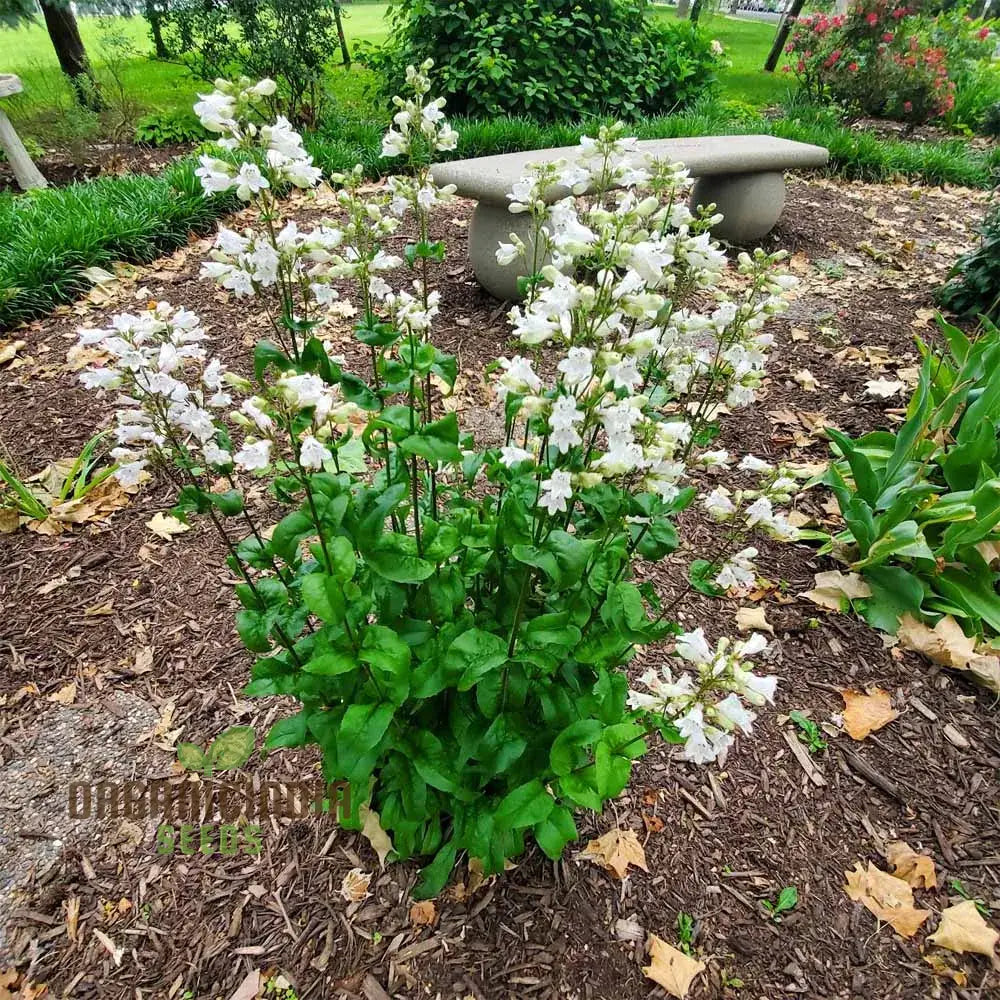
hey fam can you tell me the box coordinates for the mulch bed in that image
[0,141,195,194]
[1,174,998,1000]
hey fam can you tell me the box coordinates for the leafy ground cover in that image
[0,171,998,997]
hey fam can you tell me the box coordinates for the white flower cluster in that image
[194,78,322,200]
[75,302,235,486]
[492,125,798,522]
[75,302,364,483]
[381,60,459,159]
[628,628,777,765]
[201,222,345,306]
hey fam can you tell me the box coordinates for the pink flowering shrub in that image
[782,0,958,124]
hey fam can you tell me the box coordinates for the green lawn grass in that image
[0,3,789,144]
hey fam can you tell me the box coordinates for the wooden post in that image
[0,76,47,191]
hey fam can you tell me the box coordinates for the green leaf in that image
[236,610,272,652]
[303,650,357,676]
[412,839,457,900]
[301,573,347,623]
[265,713,309,750]
[494,779,554,831]
[208,726,256,771]
[688,559,724,597]
[360,626,411,703]
[550,719,603,776]
[177,742,208,773]
[533,805,578,860]
[337,702,395,781]
[445,628,508,691]
[367,534,436,583]
[410,730,458,792]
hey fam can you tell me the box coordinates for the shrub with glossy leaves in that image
[364,0,722,121]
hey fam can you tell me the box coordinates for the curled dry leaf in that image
[840,687,898,740]
[643,934,705,999]
[360,804,393,868]
[801,570,872,612]
[843,862,931,937]
[865,378,905,398]
[923,952,967,986]
[885,840,936,889]
[409,900,437,926]
[47,682,77,705]
[794,368,818,391]
[146,512,190,541]
[577,827,648,880]
[897,614,1000,694]
[735,605,774,635]
[340,868,372,903]
[927,900,1000,964]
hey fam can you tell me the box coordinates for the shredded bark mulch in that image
[1,176,998,999]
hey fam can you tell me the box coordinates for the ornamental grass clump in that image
[78,65,799,896]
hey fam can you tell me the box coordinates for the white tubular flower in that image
[299,434,332,470]
[739,454,772,474]
[557,347,594,394]
[697,449,730,468]
[234,440,272,471]
[496,355,542,401]
[548,394,584,453]
[499,446,533,468]
[235,163,269,201]
[195,155,236,195]
[539,469,573,515]
[113,459,149,487]
[703,486,736,521]
[675,628,713,664]
[714,547,758,592]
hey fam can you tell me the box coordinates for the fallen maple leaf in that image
[409,900,437,926]
[340,868,371,903]
[897,614,1000,694]
[577,827,648,880]
[146,513,190,541]
[885,840,936,889]
[801,570,871,611]
[643,934,705,999]
[844,862,931,937]
[735,605,774,635]
[928,900,999,964]
[923,952,967,986]
[840,687,898,740]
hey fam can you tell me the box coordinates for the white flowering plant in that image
[79,65,794,897]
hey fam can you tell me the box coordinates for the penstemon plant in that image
[78,65,797,897]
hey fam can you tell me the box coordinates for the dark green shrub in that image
[937,204,1000,322]
[364,0,721,120]
[158,0,345,124]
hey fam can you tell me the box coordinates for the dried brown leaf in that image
[843,862,931,937]
[642,934,705,998]
[841,687,898,740]
[577,827,648,880]
[928,900,999,963]
[885,840,936,889]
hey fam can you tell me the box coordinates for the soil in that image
[0,141,195,194]
[1,175,998,1000]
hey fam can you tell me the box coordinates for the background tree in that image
[0,0,105,109]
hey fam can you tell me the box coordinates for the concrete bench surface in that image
[0,73,48,191]
[430,134,828,301]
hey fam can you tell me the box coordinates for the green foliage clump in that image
[0,166,237,329]
[135,108,209,147]
[937,204,1000,324]
[816,316,1000,643]
[158,0,345,124]
[364,0,721,120]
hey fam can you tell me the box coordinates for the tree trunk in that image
[39,1,104,109]
[333,3,351,67]
[677,0,691,18]
[689,0,704,23]
[146,0,169,59]
[764,0,807,72]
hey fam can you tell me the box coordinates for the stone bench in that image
[431,134,828,301]
[0,74,47,191]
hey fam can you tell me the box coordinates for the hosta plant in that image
[815,316,1000,643]
[78,67,797,896]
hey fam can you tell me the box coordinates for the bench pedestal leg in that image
[0,109,47,191]
[690,171,785,245]
[469,200,541,302]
